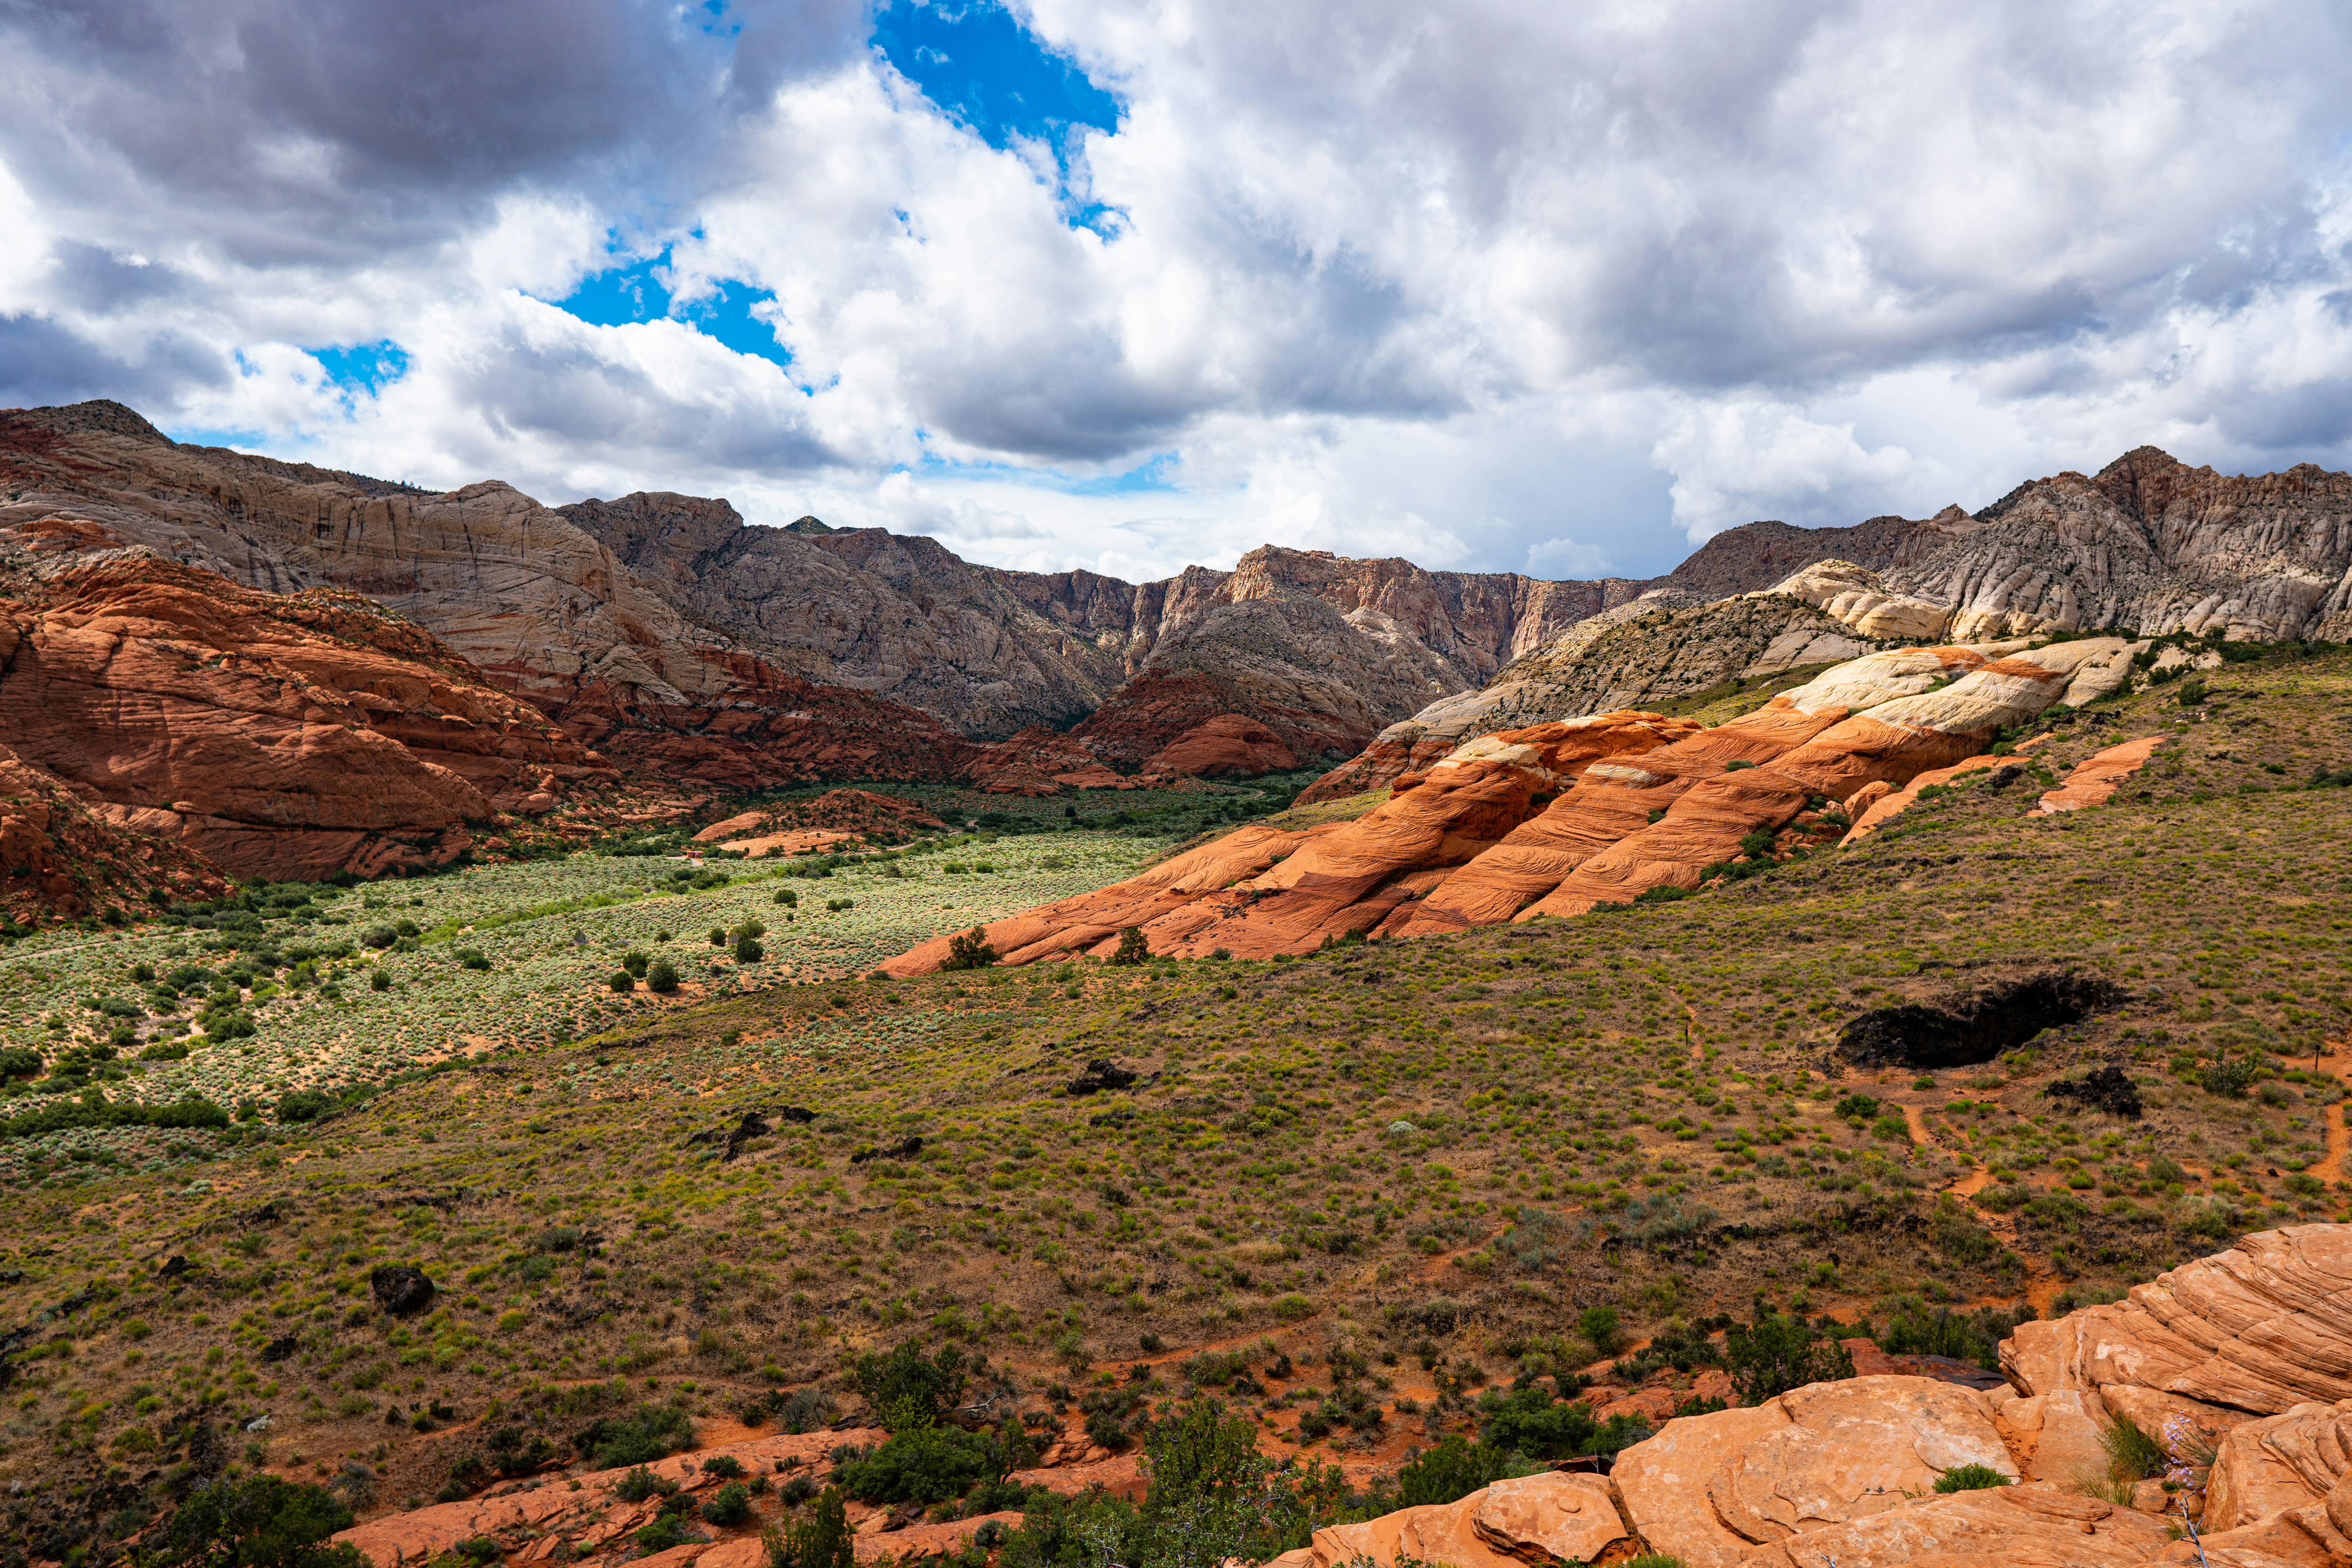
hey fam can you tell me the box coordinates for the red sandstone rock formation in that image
[885,638,2141,973]
[0,556,610,881]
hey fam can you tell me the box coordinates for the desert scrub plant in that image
[1934,1463,2013,1493]
[701,1481,753,1525]
[574,1402,694,1468]
[1726,1312,1854,1402]
[941,926,998,971]
[2100,1413,2170,1480]
[762,1486,854,1568]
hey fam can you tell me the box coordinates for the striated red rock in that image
[1728,1481,2174,1568]
[1293,1471,1628,1568]
[0,556,607,881]
[0,742,228,921]
[1141,712,1299,776]
[2000,1225,2352,1418]
[886,634,2120,971]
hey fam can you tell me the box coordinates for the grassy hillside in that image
[2,643,2347,1558]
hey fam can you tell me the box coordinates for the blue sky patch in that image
[900,449,1179,495]
[872,0,1122,226]
[546,251,792,369]
[308,339,410,399]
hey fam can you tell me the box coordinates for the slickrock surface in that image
[1279,1470,1628,1568]
[1613,1377,2018,1568]
[333,1428,882,1566]
[1729,1483,2176,1568]
[0,555,606,880]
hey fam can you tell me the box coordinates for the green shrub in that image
[1477,1385,1650,1459]
[648,960,680,994]
[850,1341,970,1428]
[276,1089,332,1124]
[761,1486,853,1568]
[613,1465,679,1504]
[456,948,490,971]
[841,1421,999,1504]
[2100,1414,2169,1480]
[1394,1436,1535,1508]
[368,968,390,992]
[622,950,650,977]
[701,1481,752,1525]
[700,1454,745,1479]
[633,1512,701,1553]
[1934,1463,2013,1493]
[608,971,635,993]
[941,927,998,971]
[735,936,764,963]
[773,888,799,907]
[1726,1312,1854,1403]
[143,1474,365,1568]
[1109,927,1149,965]
[1578,1305,1622,1357]
[0,1047,42,1078]
[575,1403,694,1468]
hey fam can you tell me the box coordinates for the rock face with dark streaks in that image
[0,554,605,881]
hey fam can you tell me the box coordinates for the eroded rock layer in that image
[0,555,610,880]
[885,638,2133,972]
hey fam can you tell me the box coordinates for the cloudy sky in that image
[4,0,2349,583]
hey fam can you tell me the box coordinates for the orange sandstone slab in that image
[2032,735,2167,814]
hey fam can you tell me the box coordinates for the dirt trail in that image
[2302,1040,2352,1187]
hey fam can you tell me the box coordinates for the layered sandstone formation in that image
[0,554,610,880]
[1750,558,1966,641]
[886,637,2132,971]
[1296,593,1871,804]
[1319,1224,2352,1568]
[1688,449,2352,642]
[0,741,228,921]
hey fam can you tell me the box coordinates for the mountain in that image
[1674,446,2352,640]
[7,401,2350,824]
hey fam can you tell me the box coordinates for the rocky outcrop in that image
[0,554,608,881]
[1613,1376,2019,1568]
[1751,559,1965,641]
[0,740,228,921]
[2033,735,2169,815]
[1275,1470,1628,1568]
[1668,513,1928,597]
[2004,1225,2352,1419]
[1692,450,2352,643]
[1325,1227,2352,1568]
[1295,593,1880,804]
[333,1427,881,1567]
[885,635,2130,972]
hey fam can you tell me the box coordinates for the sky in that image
[3,0,2349,585]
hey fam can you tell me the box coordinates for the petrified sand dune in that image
[885,635,2142,974]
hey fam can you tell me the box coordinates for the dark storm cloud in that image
[0,0,865,261]
[0,312,226,410]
